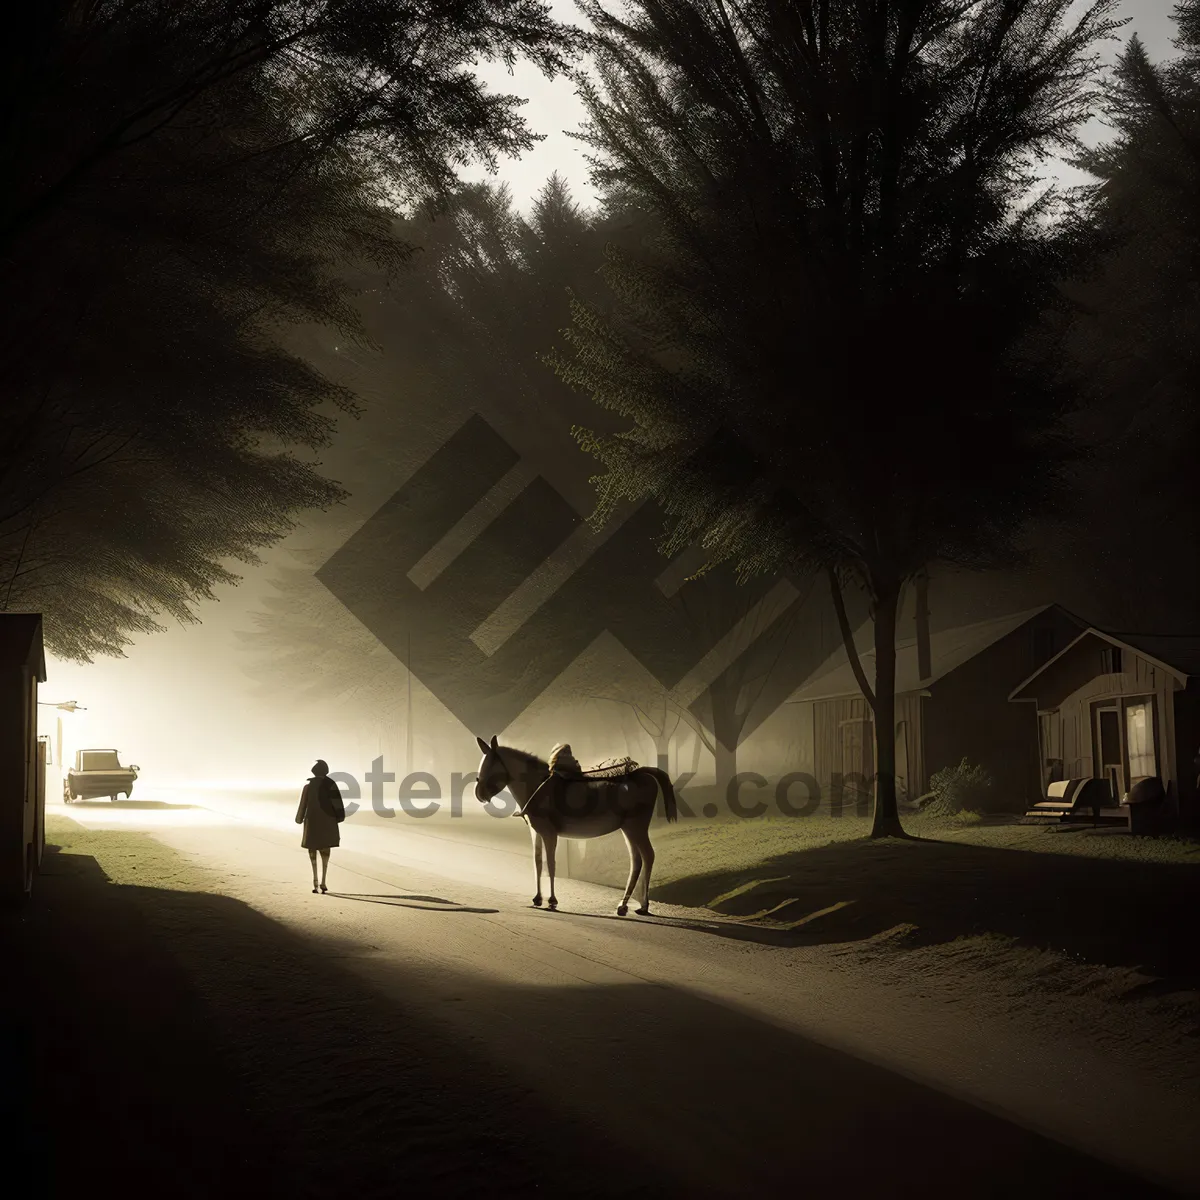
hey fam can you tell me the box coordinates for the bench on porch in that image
[1023,778,1128,827]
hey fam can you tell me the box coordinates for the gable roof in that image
[1106,632,1200,679]
[1009,627,1200,701]
[787,605,1060,704]
[0,613,47,682]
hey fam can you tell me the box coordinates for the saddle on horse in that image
[515,746,641,819]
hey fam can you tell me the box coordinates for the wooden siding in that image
[1021,633,1170,711]
[1059,704,1084,782]
[813,693,925,801]
[0,674,31,885]
[924,610,1076,807]
[814,696,871,790]
[811,609,1084,808]
[1036,648,1182,796]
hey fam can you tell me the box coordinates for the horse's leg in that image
[543,830,559,911]
[531,829,544,907]
[630,824,656,915]
[617,829,643,917]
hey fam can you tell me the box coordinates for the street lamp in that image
[38,700,87,712]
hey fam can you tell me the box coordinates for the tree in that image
[236,547,410,710]
[236,176,621,733]
[2,1,575,250]
[363,171,652,497]
[1050,7,1200,628]
[549,0,1121,836]
[0,1,575,659]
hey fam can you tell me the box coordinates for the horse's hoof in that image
[635,907,651,916]
[532,897,542,907]
[547,900,558,911]
[616,905,628,916]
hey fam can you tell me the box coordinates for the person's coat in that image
[296,775,345,850]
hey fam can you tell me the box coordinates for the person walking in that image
[295,759,345,893]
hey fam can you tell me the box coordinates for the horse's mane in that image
[500,744,548,772]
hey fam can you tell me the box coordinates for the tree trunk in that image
[714,739,737,804]
[709,677,743,804]
[870,578,906,838]
[653,731,671,768]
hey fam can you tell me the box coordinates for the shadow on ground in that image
[652,834,1200,985]
[328,891,500,913]
[1,834,1181,1199]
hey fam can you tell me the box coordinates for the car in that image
[64,748,140,804]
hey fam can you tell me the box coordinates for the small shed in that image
[1008,629,1200,826]
[786,604,1086,806]
[1,613,48,900]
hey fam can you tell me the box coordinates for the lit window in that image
[1125,702,1156,779]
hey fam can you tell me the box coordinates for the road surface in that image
[28,790,1200,1197]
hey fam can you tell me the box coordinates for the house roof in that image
[1106,632,1200,679]
[787,605,1057,704]
[0,613,47,682]
[1009,627,1200,701]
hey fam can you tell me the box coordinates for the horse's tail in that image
[639,766,678,823]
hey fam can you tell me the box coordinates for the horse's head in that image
[474,734,507,803]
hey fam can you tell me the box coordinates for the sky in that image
[42,0,1188,789]
[461,0,1185,212]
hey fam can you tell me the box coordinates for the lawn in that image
[648,812,1200,966]
[644,811,1200,1090]
[652,810,1200,895]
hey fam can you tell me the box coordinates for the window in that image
[80,750,120,771]
[1099,646,1123,674]
[1125,700,1157,779]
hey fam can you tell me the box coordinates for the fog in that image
[39,0,1183,800]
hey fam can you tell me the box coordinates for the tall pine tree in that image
[549,0,1121,836]
[1052,4,1200,628]
[0,1,574,658]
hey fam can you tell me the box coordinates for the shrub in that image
[923,758,998,817]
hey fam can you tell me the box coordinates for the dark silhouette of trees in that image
[2,1,575,249]
[571,563,810,791]
[236,176,620,726]
[548,0,1123,837]
[1049,4,1200,627]
[0,1,575,658]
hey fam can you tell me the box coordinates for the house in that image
[1008,629,1200,826]
[1,613,48,900]
[786,604,1086,806]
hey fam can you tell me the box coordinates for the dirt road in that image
[7,795,1196,1197]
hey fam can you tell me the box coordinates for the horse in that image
[474,735,677,916]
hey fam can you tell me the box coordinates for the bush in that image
[922,758,998,818]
